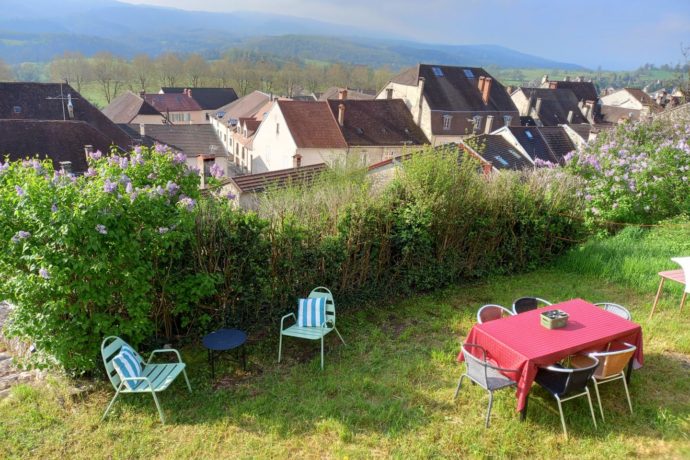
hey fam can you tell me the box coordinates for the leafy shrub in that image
[0,146,201,372]
[566,120,690,225]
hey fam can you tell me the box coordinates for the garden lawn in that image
[1,269,689,459]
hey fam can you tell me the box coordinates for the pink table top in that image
[458,298,644,411]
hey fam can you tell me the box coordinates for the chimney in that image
[484,115,494,134]
[525,92,534,116]
[139,123,146,137]
[66,93,74,119]
[338,88,348,100]
[478,75,486,93]
[503,114,513,126]
[187,88,192,98]
[84,145,93,160]
[338,103,345,126]
[567,110,574,123]
[482,162,493,176]
[564,76,571,82]
[482,77,492,105]
[584,100,594,121]
[535,97,543,116]
[541,75,549,85]
[59,161,72,174]
[416,77,425,126]
[577,75,584,82]
[139,90,145,98]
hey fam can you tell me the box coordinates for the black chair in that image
[534,355,599,439]
[454,343,519,428]
[512,297,552,315]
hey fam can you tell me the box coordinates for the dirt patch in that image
[665,352,690,370]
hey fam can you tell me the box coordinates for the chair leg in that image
[278,333,283,363]
[680,292,687,312]
[592,380,605,422]
[334,326,346,345]
[320,336,324,370]
[101,388,121,422]
[650,277,665,319]
[485,391,494,428]
[556,396,568,439]
[621,372,634,414]
[151,391,165,424]
[586,388,598,429]
[454,374,466,399]
[182,368,192,393]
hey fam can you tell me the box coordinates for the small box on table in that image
[540,309,569,329]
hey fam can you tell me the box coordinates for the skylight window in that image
[494,155,509,166]
[432,66,444,77]
[13,106,21,114]
[525,130,534,140]
[463,69,474,78]
[509,149,521,159]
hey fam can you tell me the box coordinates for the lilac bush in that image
[0,145,203,373]
[566,121,690,225]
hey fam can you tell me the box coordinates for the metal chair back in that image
[309,286,336,326]
[477,304,513,324]
[594,302,631,321]
[461,343,491,389]
[589,342,636,379]
[512,297,552,314]
[537,355,599,397]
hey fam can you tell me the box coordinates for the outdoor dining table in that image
[458,298,644,419]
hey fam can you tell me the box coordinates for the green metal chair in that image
[100,336,192,424]
[278,286,345,370]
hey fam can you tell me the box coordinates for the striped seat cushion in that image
[297,297,326,327]
[112,345,142,390]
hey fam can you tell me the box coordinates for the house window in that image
[463,69,474,78]
[386,88,393,99]
[13,106,21,114]
[293,154,302,168]
[442,114,452,130]
[276,123,280,135]
[472,115,483,133]
[432,66,444,77]
[494,155,509,167]
[203,158,214,177]
[503,115,513,126]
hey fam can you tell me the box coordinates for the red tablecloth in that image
[457,298,644,412]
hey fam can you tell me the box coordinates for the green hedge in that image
[0,148,585,374]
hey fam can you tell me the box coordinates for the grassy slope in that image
[1,229,689,459]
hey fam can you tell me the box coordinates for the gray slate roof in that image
[123,124,226,157]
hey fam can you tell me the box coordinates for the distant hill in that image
[0,0,585,70]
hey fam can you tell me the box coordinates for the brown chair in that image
[476,304,514,324]
[573,342,636,421]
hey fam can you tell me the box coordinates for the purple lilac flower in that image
[89,150,103,160]
[563,151,575,163]
[15,185,25,196]
[129,191,139,202]
[165,181,180,196]
[11,231,31,243]
[155,185,166,196]
[172,152,187,165]
[51,203,58,213]
[178,195,196,211]
[158,227,169,234]
[103,179,118,193]
[126,182,133,194]
[119,157,129,169]
[154,143,167,154]
[585,194,593,201]
[0,161,9,172]
[84,167,97,177]
[95,224,107,235]
[120,175,131,185]
[39,268,50,279]
[224,191,236,200]
[133,145,143,155]
[210,162,225,178]
[133,153,144,165]
[147,173,157,180]
[108,155,121,167]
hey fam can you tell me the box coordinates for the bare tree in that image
[15,63,42,82]
[325,63,349,87]
[49,52,91,92]
[304,63,324,94]
[278,62,301,98]
[156,52,183,88]
[0,59,13,81]
[233,60,256,96]
[256,60,278,94]
[211,58,233,88]
[92,51,129,103]
[184,53,209,87]
[131,54,153,92]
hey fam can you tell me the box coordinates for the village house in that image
[318,87,375,101]
[488,125,576,165]
[599,87,662,123]
[102,91,167,124]
[159,87,238,121]
[0,82,133,173]
[539,75,600,122]
[511,87,591,126]
[376,64,520,146]
[249,92,428,173]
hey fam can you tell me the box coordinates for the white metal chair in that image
[477,304,514,324]
[454,343,519,428]
[595,302,632,321]
[672,257,690,310]
[278,287,345,370]
[512,297,552,315]
[574,342,637,422]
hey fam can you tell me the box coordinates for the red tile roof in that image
[277,100,347,149]
[143,93,202,113]
[229,163,327,193]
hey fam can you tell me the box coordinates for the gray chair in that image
[534,355,599,439]
[477,304,514,324]
[594,302,632,321]
[512,297,552,314]
[454,343,519,427]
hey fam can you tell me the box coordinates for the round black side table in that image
[202,328,247,379]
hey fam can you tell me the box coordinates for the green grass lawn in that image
[1,264,688,459]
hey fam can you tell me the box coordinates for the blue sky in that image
[120,0,690,69]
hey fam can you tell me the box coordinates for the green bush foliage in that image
[565,121,690,226]
[0,147,585,374]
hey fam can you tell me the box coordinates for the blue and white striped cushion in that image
[112,345,142,390]
[297,297,326,327]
